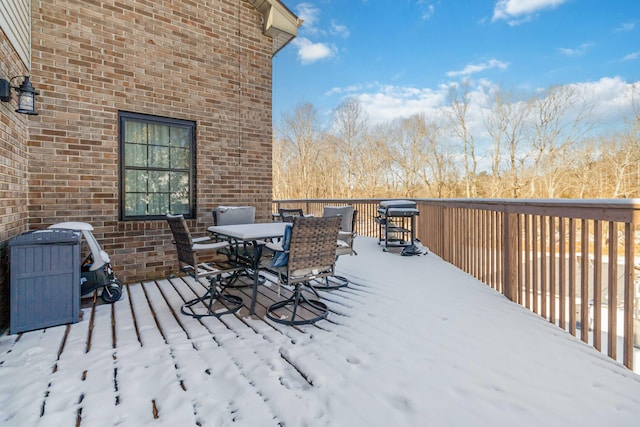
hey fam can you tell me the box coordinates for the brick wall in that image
[0,30,31,329]
[25,0,275,283]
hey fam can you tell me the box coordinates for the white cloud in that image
[292,37,336,64]
[417,1,436,20]
[492,0,569,25]
[567,76,639,125]
[330,21,350,38]
[557,42,593,57]
[342,84,449,124]
[621,51,640,61]
[326,77,638,143]
[446,59,509,78]
[326,83,372,96]
[296,3,321,35]
[292,4,347,65]
[615,21,636,32]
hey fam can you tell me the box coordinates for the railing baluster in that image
[549,216,556,325]
[569,218,577,337]
[581,219,589,343]
[593,220,602,351]
[624,223,634,369]
[517,213,523,305]
[525,214,531,309]
[608,221,618,361]
[559,217,566,330]
[541,215,547,320]
[533,214,539,315]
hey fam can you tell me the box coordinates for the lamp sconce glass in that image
[0,75,40,115]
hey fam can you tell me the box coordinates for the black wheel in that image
[101,283,122,303]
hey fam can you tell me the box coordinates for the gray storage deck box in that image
[9,229,81,334]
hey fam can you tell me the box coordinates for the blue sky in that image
[272,0,640,126]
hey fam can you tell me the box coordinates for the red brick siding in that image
[0,29,31,329]
[25,0,274,283]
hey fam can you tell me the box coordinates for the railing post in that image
[503,211,518,302]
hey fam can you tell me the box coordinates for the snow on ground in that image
[1,236,640,426]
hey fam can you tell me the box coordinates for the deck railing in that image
[273,198,640,370]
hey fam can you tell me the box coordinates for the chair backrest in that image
[287,216,341,281]
[166,214,197,272]
[213,206,255,225]
[322,205,355,232]
[279,208,304,223]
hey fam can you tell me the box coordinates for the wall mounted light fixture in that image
[0,75,39,115]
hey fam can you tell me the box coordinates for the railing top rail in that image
[273,198,411,203]
[274,198,640,223]
[414,198,640,223]
[276,198,640,207]
[414,198,640,208]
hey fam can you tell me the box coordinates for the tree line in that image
[273,82,640,200]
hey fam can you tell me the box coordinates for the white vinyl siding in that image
[0,0,31,69]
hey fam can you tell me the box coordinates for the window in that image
[119,111,195,220]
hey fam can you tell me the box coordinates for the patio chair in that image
[265,216,341,325]
[323,205,358,257]
[212,205,259,287]
[312,206,358,290]
[278,207,304,223]
[212,205,255,226]
[166,214,244,318]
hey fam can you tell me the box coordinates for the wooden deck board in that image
[0,272,366,426]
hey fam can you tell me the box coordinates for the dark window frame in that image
[118,111,196,221]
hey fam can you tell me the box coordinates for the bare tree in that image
[400,113,457,197]
[331,97,369,198]
[484,87,529,197]
[601,84,640,197]
[277,103,324,198]
[528,85,596,197]
[272,135,290,199]
[358,123,395,197]
[447,80,478,198]
[272,81,638,200]
[383,117,432,198]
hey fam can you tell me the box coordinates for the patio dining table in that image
[208,222,288,315]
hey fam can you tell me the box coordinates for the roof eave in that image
[249,0,302,56]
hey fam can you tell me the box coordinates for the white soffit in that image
[249,0,302,55]
[0,0,31,69]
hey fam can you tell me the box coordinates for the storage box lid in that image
[9,229,80,246]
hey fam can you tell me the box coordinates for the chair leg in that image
[266,282,328,325]
[219,246,266,289]
[223,268,266,288]
[219,268,249,288]
[310,275,349,290]
[181,275,243,319]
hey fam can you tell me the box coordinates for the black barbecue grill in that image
[375,200,419,251]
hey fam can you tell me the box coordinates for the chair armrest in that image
[337,230,355,243]
[192,241,230,251]
[265,241,285,252]
[337,240,350,248]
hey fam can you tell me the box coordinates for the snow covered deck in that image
[2,236,640,426]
